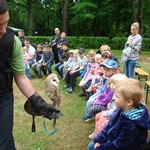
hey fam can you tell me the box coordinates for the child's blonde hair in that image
[107,73,127,86]
[88,49,96,57]
[95,54,102,60]
[115,78,144,106]
[22,47,27,52]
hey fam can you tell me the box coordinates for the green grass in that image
[13,50,150,150]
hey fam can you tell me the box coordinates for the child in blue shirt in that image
[41,44,54,76]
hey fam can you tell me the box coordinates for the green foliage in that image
[8,0,149,37]
[26,36,150,51]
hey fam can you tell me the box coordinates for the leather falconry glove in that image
[24,92,62,120]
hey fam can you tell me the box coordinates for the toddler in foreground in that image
[88,78,150,150]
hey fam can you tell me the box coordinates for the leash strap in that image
[32,115,36,132]
[43,112,57,135]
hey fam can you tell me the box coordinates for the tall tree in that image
[27,0,33,35]
[138,0,144,36]
[63,0,68,34]
[131,0,137,22]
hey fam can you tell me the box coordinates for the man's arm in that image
[24,54,34,61]
[14,73,35,98]
[14,73,61,119]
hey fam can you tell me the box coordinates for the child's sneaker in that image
[67,88,75,94]
[82,115,93,122]
[85,117,95,123]
[86,86,92,92]
[62,84,70,90]
[89,132,97,139]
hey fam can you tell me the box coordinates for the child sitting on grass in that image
[88,78,150,150]
[88,73,127,140]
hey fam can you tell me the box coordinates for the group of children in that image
[23,43,54,78]
[57,44,150,149]
[23,40,150,149]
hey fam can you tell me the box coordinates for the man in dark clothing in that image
[51,28,60,64]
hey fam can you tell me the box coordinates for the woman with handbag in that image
[122,22,142,78]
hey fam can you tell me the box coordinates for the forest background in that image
[7,0,150,39]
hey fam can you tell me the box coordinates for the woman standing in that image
[122,22,142,78]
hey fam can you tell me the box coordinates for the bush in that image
[26,36,150,51]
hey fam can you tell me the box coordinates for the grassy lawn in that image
[13,50,150,150]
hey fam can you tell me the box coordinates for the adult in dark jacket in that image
[51,28,60,64]
[57,32,68,60]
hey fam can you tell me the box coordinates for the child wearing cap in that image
[41,44,54,77]
[88,78,150,150]
[82,59,118,122]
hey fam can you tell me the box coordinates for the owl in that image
[44,73,61,108]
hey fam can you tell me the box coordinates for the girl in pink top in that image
[79,53,102,87]
[84,54,103,91]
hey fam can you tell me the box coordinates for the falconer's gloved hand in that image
[24,92,63,120]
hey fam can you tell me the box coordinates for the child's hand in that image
[90,68,94,74]
[43,63,47,67]
[97,76,101,80]
[83,76,86,79]
[94,143,100,148]
[70,70,76,74]
[64,65,68,68]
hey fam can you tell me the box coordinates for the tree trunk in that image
[33,0,38,36]
[131,0,137,22]
[44,0,50,26]
[138,0,144,54]
[63,0,68,35]
[138,0,144,36]
[27,0,33,35]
